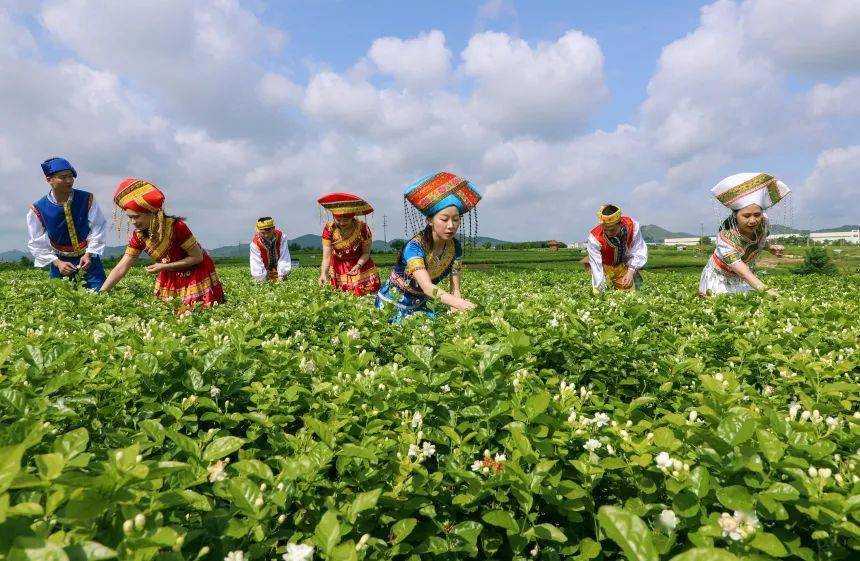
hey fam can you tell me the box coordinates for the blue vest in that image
[31,189,93,257]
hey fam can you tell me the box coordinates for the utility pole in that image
[382,215,388,243]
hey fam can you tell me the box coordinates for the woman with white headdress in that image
[699,173,789,297]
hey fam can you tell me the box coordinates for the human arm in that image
[277,235,292,279]
[249,243,267,282]
[621,221,648,288]
[26,209,66,270]
[80,198,107,270]
[146,243,204,274]
[100,253,138,292]
[586,234,606,292]
[319,242,332,286]
[728,260,779,297]
[412,268,475,311]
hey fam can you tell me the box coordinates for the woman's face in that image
[334,215,356,228]
[427,206,461,240]
[736,204,763,231]
[125,209,153,231]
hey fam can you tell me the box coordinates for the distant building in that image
[664,237,714,246]
[769,230,859,244]
[567,242,588,249]
[809,230,859,244]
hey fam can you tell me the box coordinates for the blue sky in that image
[1,0,858,252]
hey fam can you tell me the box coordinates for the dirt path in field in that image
[757,254,804,268]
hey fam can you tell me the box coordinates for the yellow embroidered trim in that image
[63,201,81,249]
[180,235,198,252]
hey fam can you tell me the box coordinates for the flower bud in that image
[260,483,267,492]
[356,533,370,551]
[808,466,818,478]
[254,497,264,508]
[123,519,134,535]
[134,513,146,530]
[278,514,286,524]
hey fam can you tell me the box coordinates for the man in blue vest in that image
[26,157,108,290]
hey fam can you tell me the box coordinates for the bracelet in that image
[758,284,769,292]
[431,286,446,300]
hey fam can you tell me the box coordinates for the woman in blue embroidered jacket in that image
[376,172,481,322]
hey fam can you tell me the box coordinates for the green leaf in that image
[755,429,785,463]
[716,408,757,446]
[314,510,340,555]
[0,444,26,494]
[202,436,245,461]
[750,532,788,557]
[231,459,273,481]
[64,542,117,561]
[716,485,755,511]
[347,488,381,523]
[529,523,567,543]
[390,518,417,544]
[337,444,376,461]
[579,538,602,559]
[8,537,70,561]
[482,510,519,534]
[53,429,89,459]
[668,548,739,561]
[524,391,551,421]
[597,506,658,561]
[759,482,799,502]
[35,454,65,480]
[672,491,699,518]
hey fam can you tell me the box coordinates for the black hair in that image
[257,216,273,222]
[719,211,738,232]
[601,204,620,216]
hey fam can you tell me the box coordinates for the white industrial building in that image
[664,237,714,246]
[769,230,859,244]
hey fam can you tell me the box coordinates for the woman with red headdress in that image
[100,178,225,306]
[317,192,381,296]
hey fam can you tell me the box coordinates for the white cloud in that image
[461,30,608,138]
[798,145,860,227]
[368,30,452,88]
[743,0,860,77]
[640,0,786,163]
[806,76,860,118]
[258,72,303,106]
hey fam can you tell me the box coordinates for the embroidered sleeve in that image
[451,239,463,275]
[26,208,55,267]
[126,230,145,256]
[174,220,199,251]
[586,234,606,291]
[403,240,426,276]
[321,223,332,244]
[715,231,742,264]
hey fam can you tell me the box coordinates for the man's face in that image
[260,227,275,240]
[47,170,75,192]
[603,223,621,237]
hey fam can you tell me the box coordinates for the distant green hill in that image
[641,224,696,243]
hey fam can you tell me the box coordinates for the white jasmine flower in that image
[210,386,221,398]
[283,543,314,561]
[494,453,506,463]
[407,444,420,458]
[471,460,484,472]
[687,410,698,424]
[225,551,245,561]
[584,439,601,452]
[207,460,227,482]
[658,509,678,531]
[422,441,436,459]
[441,384,451,393]
[593,412,610,428]
[655,452,672,470]
[356,534,370,551]
[411,411,424,429]
[347,327,360,339]
[825,416,839,428]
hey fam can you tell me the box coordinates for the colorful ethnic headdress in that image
[256,217,275,231]
[317,192,374,218]
[41,157,77,178]
[403,172,482,249]
[114,178,166,213]
[712,173,791,211]
[113,178,169,245]
[597,204,622,226]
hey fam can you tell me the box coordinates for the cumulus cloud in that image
[368,30,452,88]
[798,145,860,227]
[743,0,860,78]
[1,0,858,252]
[806,77,860,118]
[461,30,607,138]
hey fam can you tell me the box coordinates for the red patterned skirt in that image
[330,256,381,296]
[153,253,225,306]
